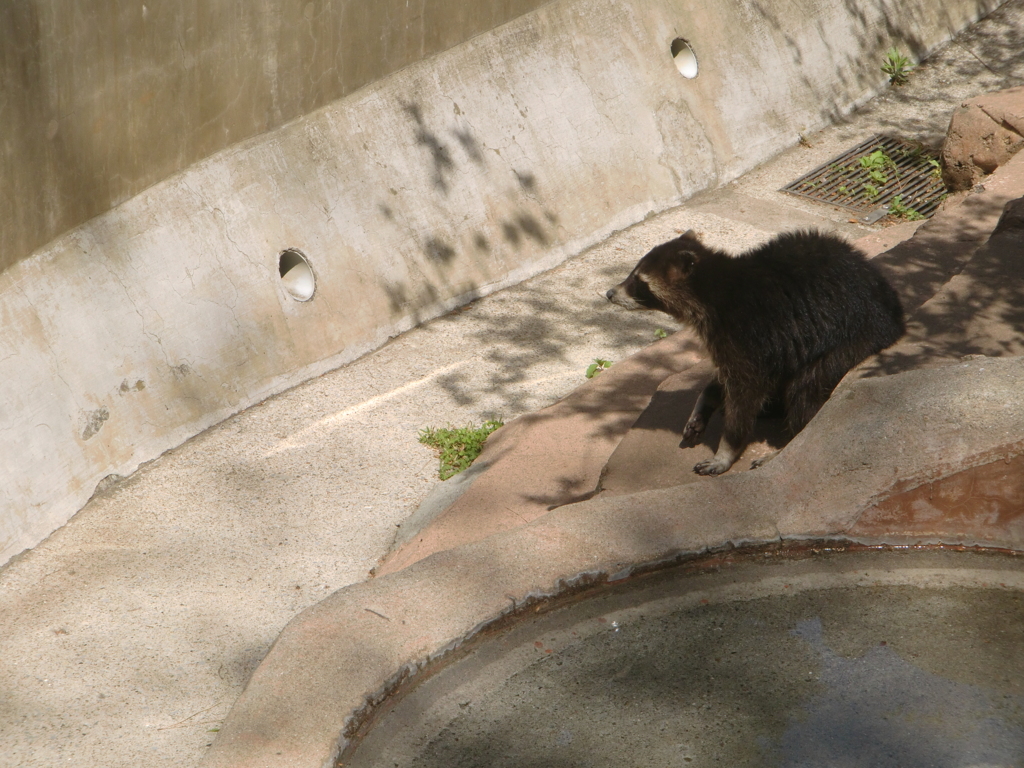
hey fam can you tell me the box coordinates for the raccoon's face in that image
[605,267,668,312]
[605,231,700,316]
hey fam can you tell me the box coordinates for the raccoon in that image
[606,229,904,475]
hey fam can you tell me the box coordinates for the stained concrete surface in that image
[347,551,1024,768]
[2,4,1024,767]
[12,0,989,563]
[1,0,551,272]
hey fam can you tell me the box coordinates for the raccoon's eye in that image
[632,276,658,308]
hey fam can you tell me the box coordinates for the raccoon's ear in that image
[679,229,701,242]
[666,250,697,282]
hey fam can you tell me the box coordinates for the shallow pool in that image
[345,549,1024,768]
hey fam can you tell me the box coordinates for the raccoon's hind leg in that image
[693,381,761,476]
[751,346,865,471]
[783,343,870,434]
[683,380,723,442]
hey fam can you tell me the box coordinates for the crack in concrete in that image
[956,40,1024,83]
[97,258,174,368]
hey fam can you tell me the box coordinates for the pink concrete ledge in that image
[200,354,1024,768]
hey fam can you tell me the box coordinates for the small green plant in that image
[882,47,912,86]
[860,150,896,180]
[863,182,880,199]
[419,419,504,480]
[888,195,925,220]
[654,328,668,339]
[859,150,886,170]
[837,185,850,196]
[928,157,942,178]
[586,358,614,378]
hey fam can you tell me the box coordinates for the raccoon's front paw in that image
[693,457,730,476]
[682,415,706,442]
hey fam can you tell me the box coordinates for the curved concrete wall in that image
[0,0,1002,565]
[0,0,550,273]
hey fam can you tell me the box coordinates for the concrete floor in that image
[347,550,1024,768]
[1,3,1022,767]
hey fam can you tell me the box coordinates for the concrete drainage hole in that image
[279,248,316,301]
[671,38,698,78]
[343,549,1024,767]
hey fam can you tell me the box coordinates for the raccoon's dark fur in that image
[606,229,904,475]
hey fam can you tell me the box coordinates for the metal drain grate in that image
[781,135,947,222]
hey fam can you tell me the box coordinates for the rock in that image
[993,195,1024,237]
[941,86,1024,191]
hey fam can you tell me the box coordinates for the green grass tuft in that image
[419,420,504,480]
[888,195,925,220]
[882,47,912,86]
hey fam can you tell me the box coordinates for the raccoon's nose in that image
[605,288,615,301]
